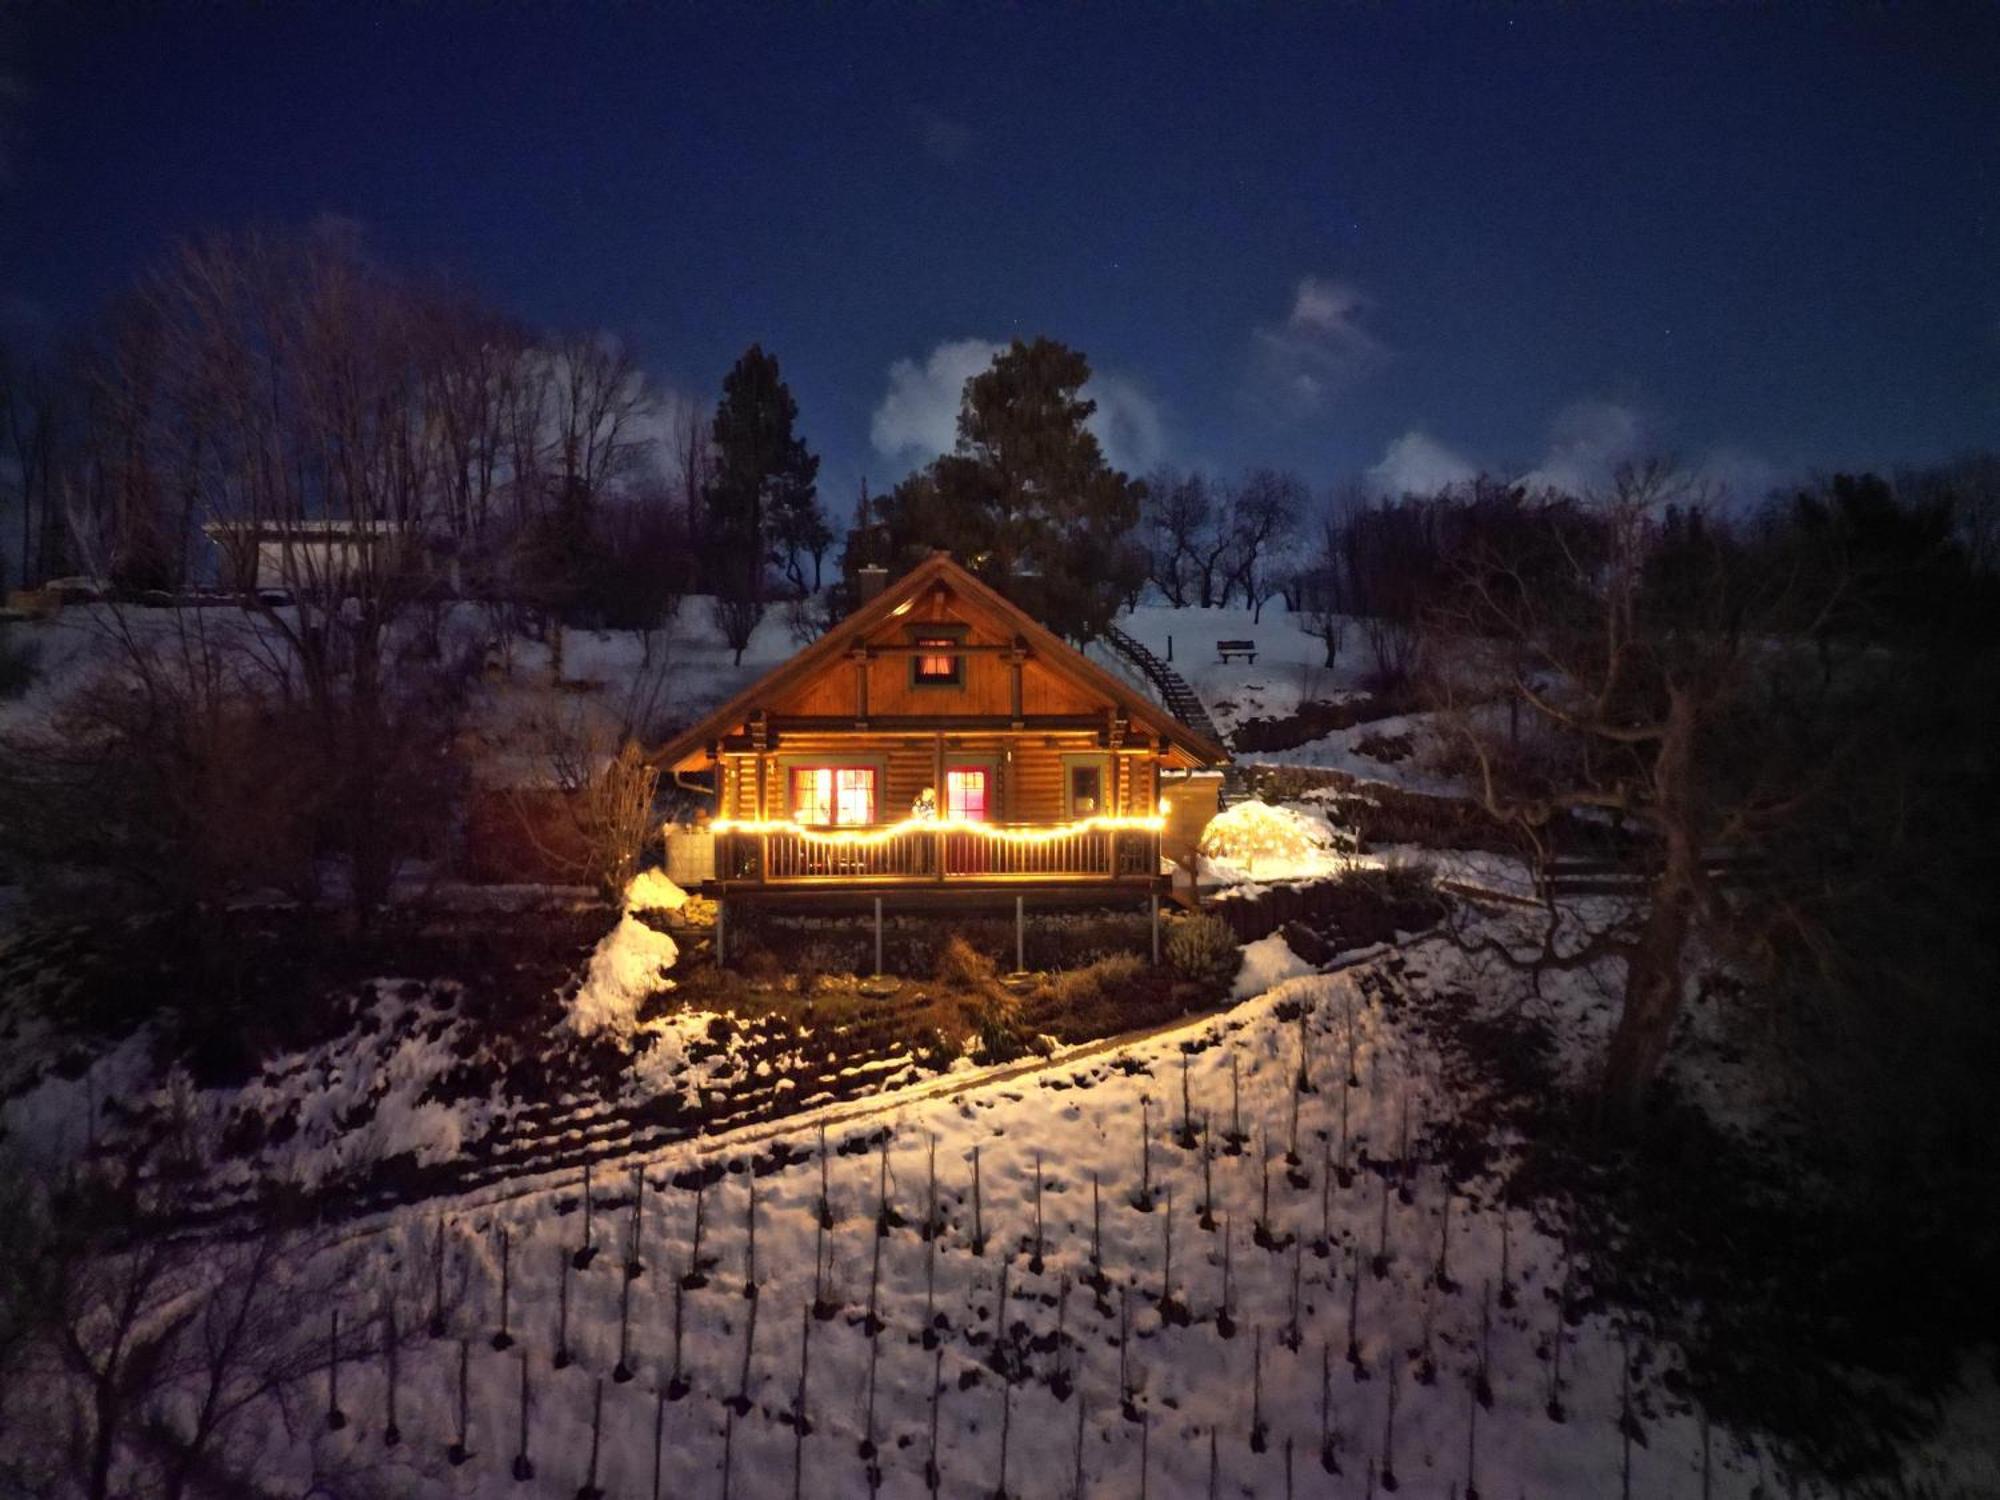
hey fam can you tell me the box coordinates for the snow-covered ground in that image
[5,915,1816,1499]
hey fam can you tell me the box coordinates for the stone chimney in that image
[857,564,889,603]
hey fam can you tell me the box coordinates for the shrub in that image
[0,625,38,700]
[1046,950,1147,1010]
[1165,913,1241,992]
[968,990,1032,1064]
[936,933,999,988]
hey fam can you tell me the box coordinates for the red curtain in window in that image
[945,767,988,820]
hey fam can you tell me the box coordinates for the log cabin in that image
[653,552,1230,944]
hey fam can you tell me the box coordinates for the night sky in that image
[5,4,1997,513]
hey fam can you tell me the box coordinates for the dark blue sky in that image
[5,4,1997,510]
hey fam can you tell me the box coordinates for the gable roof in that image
[653,552,1230,772]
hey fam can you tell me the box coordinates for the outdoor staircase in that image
[1104,625,1247,806]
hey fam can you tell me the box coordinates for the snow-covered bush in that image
[626,867,688,913]
[1165,912,1241,991]
[1198,798,1357,885]
[568,913,678,1039]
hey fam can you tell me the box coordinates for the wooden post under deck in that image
[873,897,884,976]
[1015,895,1025,973]
[1150,893,1160,965]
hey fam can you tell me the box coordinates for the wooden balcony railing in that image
[713,820,1161,886]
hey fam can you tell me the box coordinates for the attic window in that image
[912,634,962,686]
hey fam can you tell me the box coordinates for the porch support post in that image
[1150,892,1160,965]
[873,897,884,977]
[716,898,727,968]
[1015,896,1025,974]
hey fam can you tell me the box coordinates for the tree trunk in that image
[1598,685,1701,1128]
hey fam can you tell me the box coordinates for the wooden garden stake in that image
[1159,1184,1176,1315]
[686,1172,709,1289]
[1317,1137,1334,1257]
[1464,1368,1480,1500]
[1200,1110,1216,1230]
[1435,1184,1455,1291]
[1229,1052,1242,1148]
[668,1279,689,1399]
[382,1296,401,1447]
[864,1200,885,1336]
[654,1391,668,1500]
[817,1123,832,1229]
[1256,1122,1273,1244]
[554,1251,572,1369]
[614,1259,635,1381]
[1054,1274,1073,1396]
[1218,1212,1235,1339]
[1118,1284,1132,1408]
[1476,1280,1493,1408]
[446,1337,471,1466]
[1180,1049,1193,1145]
[575,1159,597,1270]
[737,1286,762,1413]
[1287,1062,1302,1167]
[579,1379,606,1500]
[1320,1340,1338,1473]
[1381,1352,1400,1491]
[1346,1242,1365,1375]
[1032,1151,1046,1272]
[1208,1427,1220,1500]
[790,1305,813,1500]
[994,1367,1013,1500]
[925,1131,939,1240]
[876,1133,892,1236]
[972,1146,986,1255]
[923,1211,939,1347]
[493,1226,514,1351]
[861,1298,883,1489]
[1070,1385,1087,1500]
[1250,1325,1266,1452]
[1137,1097,1153,1209]
[429,1213,448,1338]
[1285,1238,1304,1350]
[512,1351,534,1482]
[629,1167,647,1280]
[924,1345,943,1494]
[325,1309,345,1431]
[745,1172,760,1299]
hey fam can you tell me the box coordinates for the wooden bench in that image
[1217,639,1258,664]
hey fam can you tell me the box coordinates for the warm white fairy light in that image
[709,812,1165,844]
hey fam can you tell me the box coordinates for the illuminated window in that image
[913,635,961,685]
[790,766,877,826]
[945,767,989,820]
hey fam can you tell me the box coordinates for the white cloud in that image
[1365,429,1479,498]
[868,338,1169,473]
[869,338,1002,460]
[1082,370,1168,473]
[1518,398,1652,496]
[1249,276,1387,418]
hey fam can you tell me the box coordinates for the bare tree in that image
[1226,467,1305,622]
[1430,460,1851,1124]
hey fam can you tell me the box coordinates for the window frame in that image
[1059,751,1112,819]
[906,623,969,689]
[779,758,885,827]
